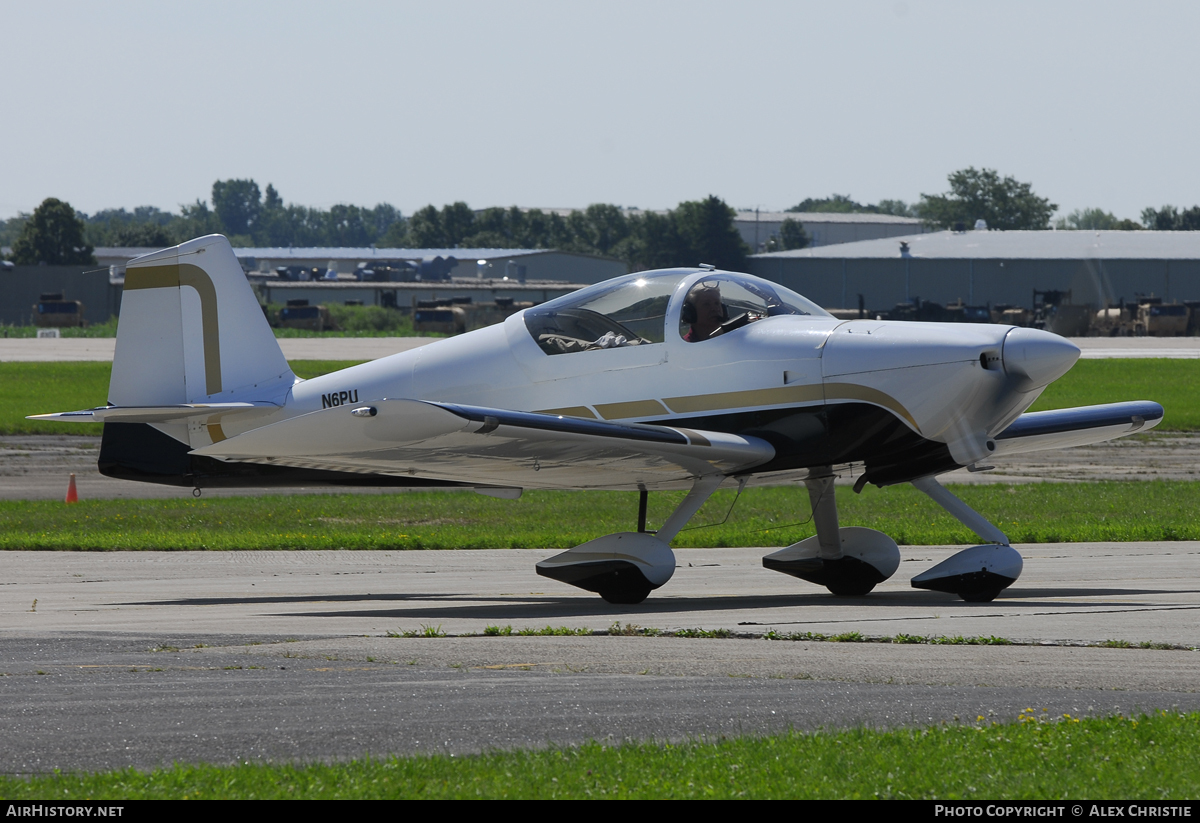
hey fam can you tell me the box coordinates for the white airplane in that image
[33,235,1162,605]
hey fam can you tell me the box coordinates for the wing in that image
[190,399,775,491]
[991,401,1163,456]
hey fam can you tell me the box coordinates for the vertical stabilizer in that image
[109,235,294,407]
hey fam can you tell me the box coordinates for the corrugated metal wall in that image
[747,256,1200,312]
[0,267,120,326]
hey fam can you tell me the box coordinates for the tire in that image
[960,588,1002,603]
[599,585,651,605]
[826,582,876,597]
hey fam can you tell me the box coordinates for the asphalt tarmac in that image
[2,544,1198,774]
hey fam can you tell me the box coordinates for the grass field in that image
[1,711,1194,799]
[2,480,1197,550]
[3,358,1197,436]
[4,360,365,436]
[1,304,437,339]
[0,318,120,338]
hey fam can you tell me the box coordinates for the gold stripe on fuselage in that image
[663,384,824,414]
[822,383,920,432]
[562,383,919,433]
[594,399,669,420]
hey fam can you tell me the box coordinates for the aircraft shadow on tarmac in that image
[110,586,1196,622]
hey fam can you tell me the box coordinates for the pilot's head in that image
[683,281,726,340]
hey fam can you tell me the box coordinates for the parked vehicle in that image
[33,292,85,327]
[277,299,336,331]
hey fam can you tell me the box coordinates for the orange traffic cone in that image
[65,473,78,504]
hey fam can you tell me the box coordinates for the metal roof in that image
[95,246,549,261]
[234,247,548,260]
[752,230,1200,261]
[735,211,922,225]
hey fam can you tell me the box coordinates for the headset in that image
[681,281,729,324]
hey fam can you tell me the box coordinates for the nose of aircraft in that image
[1002,328,1080,389]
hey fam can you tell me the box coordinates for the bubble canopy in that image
[522,269,830,355]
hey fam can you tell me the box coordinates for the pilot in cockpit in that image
[682,282,728,342]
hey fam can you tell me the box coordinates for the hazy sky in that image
[4,0,1197,221]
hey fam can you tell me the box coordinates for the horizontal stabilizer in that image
[191,399,775,490]
[992,401,1163,456]
[27,402,281,424]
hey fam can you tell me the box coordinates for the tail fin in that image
[109,235,294,407]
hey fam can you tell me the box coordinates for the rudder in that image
[109,235,294,407]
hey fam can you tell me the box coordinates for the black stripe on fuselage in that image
[98,423,465,489]
[649,401,956,486]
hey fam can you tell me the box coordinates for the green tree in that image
[1141,205,1200,231]
[919,167,1057,230]
[465,207,513,247]
[173,200,221,241]
[83,206,175,246]
[577,204,630,256]
[263,184,283,211]
[322,204,372,246]
[875,199,917,217]
[1055,208,1141,231]
[364,203,402,241]
[211,179,262,236]
[406,205,446,247]
[779,217,810,250]
[0,213,29,250]
[11,198,96,265]
[402,201,477,248]
[379,219,410,247]
[440,202,476,247]
[674,195,748,270]
[788,194,869,213]
[787,194,916,218]
[110,222,173,247]
[621,210,684,270]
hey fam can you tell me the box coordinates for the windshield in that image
[523,269,831,354]
[524,271,688,355]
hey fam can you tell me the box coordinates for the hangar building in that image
[748,230,1200,312]
[97,245,626,284]
[512,206,926,253]
[733,210,926,252]
[0,246,623,326]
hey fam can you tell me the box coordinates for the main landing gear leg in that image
[909,475,1023,602]
[535,475,725,605]
[762,470,901,596]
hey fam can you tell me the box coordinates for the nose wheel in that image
[597,581,653,605]
[910,476,1023,602]
[961,588,1003,603]
[763,473,901,595]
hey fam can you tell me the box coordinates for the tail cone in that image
[65,473,78,504]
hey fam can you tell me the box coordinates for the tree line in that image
[1,183,753,271]
[5,168,1199,268]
